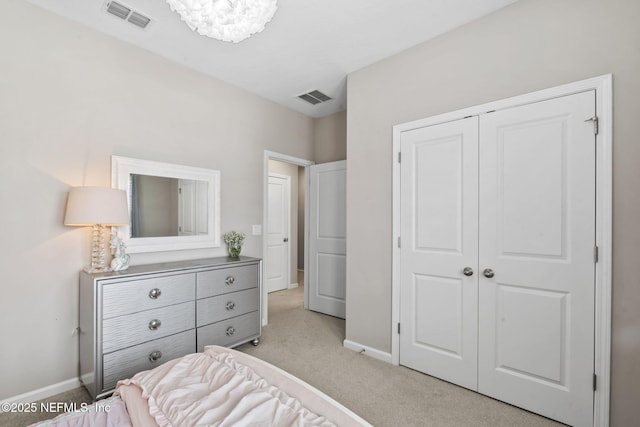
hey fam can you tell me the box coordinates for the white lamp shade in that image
[64,187,130,226]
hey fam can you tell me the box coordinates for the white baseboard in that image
[343,340,393,364]
[288,282,299,289]
[0,378,81,405]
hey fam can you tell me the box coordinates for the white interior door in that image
[178,179,208,236]
[399,117,479,390]
[478,91,596,426]
[266,174,290,293]
[178,179,196,236]
[308,161,346,319]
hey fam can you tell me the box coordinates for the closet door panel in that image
[478,91,596,427]
[499,121,565,257]
[399,116,479,390]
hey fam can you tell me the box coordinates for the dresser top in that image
[82,256,260,280]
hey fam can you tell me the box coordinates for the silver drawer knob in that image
[463,267,474,276]
[483,268,495,278]
[149,351,162,362]
[225,276,236,286]
[226,326,236,336]
[226,301,236,311]
[148,319,162,330]
[148,288,162,299]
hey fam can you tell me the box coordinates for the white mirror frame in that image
[111,156,221,253]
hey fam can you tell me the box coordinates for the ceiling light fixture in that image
[165,0,278,43]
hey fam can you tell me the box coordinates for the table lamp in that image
[64,187,129,273]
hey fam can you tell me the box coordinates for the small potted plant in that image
[223,230,246,257]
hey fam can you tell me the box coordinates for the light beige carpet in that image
[235,279,564,427]
[0,276,564,426]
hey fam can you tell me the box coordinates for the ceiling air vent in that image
[298,90,332,106]
[127,11,151,29]
[104,1,152,30]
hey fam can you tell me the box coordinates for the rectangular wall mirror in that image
[112,156,220,253]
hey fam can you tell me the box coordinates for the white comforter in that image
[31,346,370,427]
[117,346,339,427]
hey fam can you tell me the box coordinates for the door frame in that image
[262,151,314,326]
[391,74,612,426]
[266,173,291,294]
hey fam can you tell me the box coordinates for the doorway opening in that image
[262,151,313,326]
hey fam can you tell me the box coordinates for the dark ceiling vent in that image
[105,1,152,30]
[128,11,152,29]
[298,90,332,105]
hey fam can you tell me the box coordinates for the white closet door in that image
[399,117,479,390]
[478,91,596,426]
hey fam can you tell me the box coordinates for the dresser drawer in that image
[197,288,259,327]
[102,273,195,319]
[103,301,195,353]
[197,311,260,351]
[102,329,195,391]
[197,265,258,298]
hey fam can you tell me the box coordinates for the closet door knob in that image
[463,267,474,276]
[483,268,495,278]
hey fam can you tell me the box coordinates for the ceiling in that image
[23,0,517,118]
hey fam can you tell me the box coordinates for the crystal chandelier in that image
[166,0,278,43]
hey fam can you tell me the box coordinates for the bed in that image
[30,346,371,426]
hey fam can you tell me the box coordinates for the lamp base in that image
[87,224,111,273]
[83,265,113,274]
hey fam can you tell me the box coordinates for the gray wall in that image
[314,111,347,163]
[136,175,179,237]
[345,0,640,424]
[0,0,313,400]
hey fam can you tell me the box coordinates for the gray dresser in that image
[79,256,261,400]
